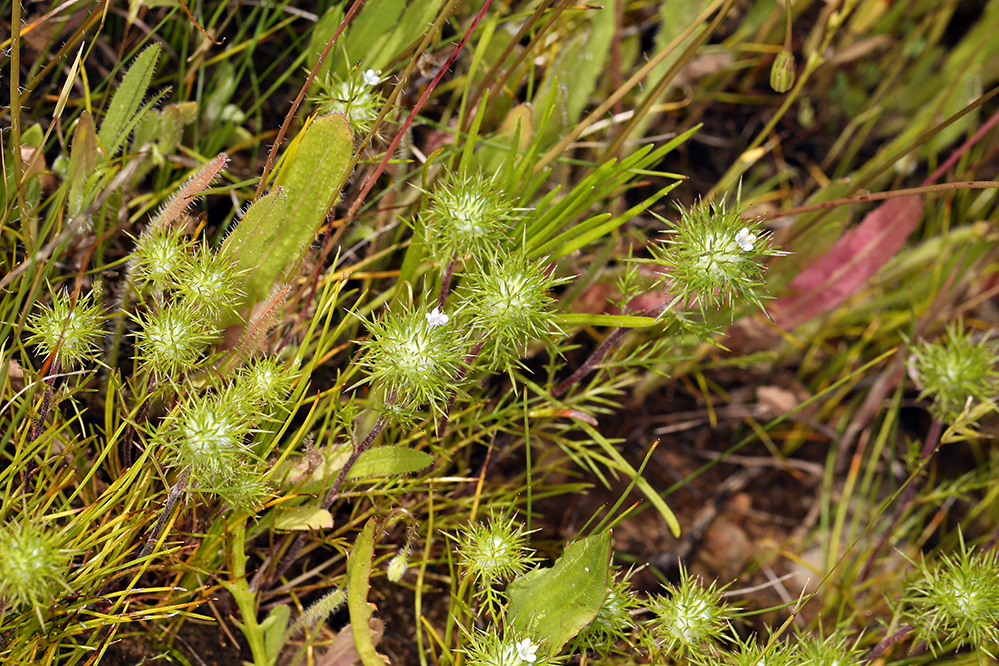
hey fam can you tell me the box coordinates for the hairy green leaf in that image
[274,506,334,531]
[347,517,390,666]
[98,44,161,156]
[224,113,353,308]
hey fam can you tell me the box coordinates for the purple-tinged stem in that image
[251,415,389,592]
[437,259,457,310]
[553,300,672,399]
[864,625,914,662]
[859,418,943,583]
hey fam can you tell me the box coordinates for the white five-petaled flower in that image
[363,69,380,86]
[514,638,538,663]
[734,227,757,252]
[425,307,449,327]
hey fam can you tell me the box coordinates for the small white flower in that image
[734,227,757,252]
[363,69,380,86]
[514,638,538,663]
[425,307,449,327]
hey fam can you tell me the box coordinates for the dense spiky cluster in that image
[422,172,520,263]
[904,539,999,656]
[311,66,384,134]
[357,305,466,418]
[0,519,71,620]
[910,321,999,422]
[465,256,565,370]
[25,284,106,368]
[645,199,781,317]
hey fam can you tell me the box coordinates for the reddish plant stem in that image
[755,181,999,223]
[251,415,389,592]
[437,259,458,310]
[923,107,999,186]
[439,339,486,432]
[553,300,672,399]
[864,625,914,663]
[343,0,497,223]
[859,418,943,583]
[253,0,366,201]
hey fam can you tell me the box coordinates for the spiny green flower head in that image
[644,568,732,654]
[465,256,566,371]
[460,625,564,666]
[134,303,218,380]
[26,284,106,368]
[161,390,267,513]
[646,199,782,318]
[357,304,466,417]
[132,224,189,289]
[699,633,798,666]
[456,513,538,585]
[910,321,999,422]
[0,519,71,618]
[177,244,244,319]
[793,632,865,666]
[310,65,384,135]
[569,569,642,654]
[422,171,519,263]
[903,539,999,656]
[232,356,297,413]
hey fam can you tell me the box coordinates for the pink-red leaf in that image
[772,195,923,330]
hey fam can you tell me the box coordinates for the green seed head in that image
[770,49,796,93]
[0,519,71,616]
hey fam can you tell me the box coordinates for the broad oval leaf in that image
[508,530,611,652]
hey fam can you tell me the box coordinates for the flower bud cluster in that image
[358,304,466,419]
[25,283,106,369]
[646,199,781,318]
[464,256,565,371]
[132,225,189,289]
[158,358,294,512]
[128,224,245,380]
[311,65,384,134]
[643,568,732,655]
[910,321,999,423]
[903,538,999,655]
[134,304,218,381]
[422,171,519,264]
[460,626,560,666]
[0,519,71,623]
[454,513,538,619]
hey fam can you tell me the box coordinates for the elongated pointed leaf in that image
[347,517,390,666]
[98,44,161,156]
[68,111,99,218]
[557,313,659,328]
[347,447,434,480]
[149,153,229,230]
[274,506,334,530]
[224,113,353,307]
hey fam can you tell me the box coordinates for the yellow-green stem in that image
[225,519,271,666]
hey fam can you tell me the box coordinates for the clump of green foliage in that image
[3,0,999,665]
